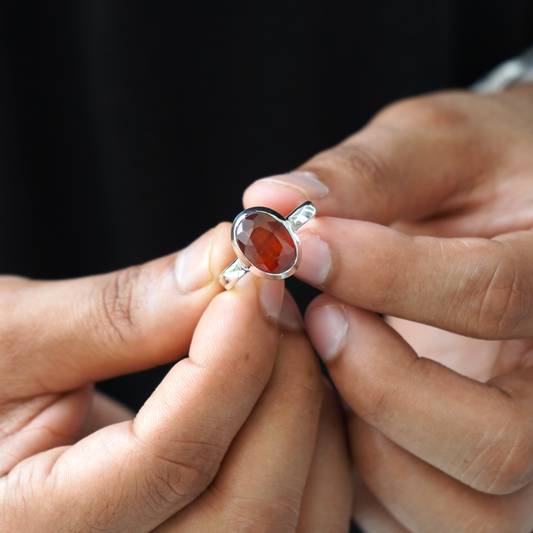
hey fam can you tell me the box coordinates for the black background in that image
[1,2,533,531]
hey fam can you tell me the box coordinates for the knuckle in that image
[307,141,391,199]
[307,143,397,222]
[81,493,132,533]
[132,429,222,515]
[358,348,427,430]
[142,457,216,515]
[376,91,472,130]
[139,464,210,514]
[93,266,143,344]
[487,437,533,495]
[223,497,300,533]
[329,143,390,196]
[457,245,533,339]
[460,399,533,495]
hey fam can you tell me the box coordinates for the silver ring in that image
[219,201,317,290]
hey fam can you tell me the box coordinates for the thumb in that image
[0,223,235,398]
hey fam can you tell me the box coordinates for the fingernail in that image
[306,305,348,362]
[258,279,284,321]
[260,171,329,200]
[297,232,331,286]
[279,290,304,331]
[175,229,214,293]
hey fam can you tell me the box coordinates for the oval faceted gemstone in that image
[236,212,296,273]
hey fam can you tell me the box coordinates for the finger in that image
[155,290,323,532]
[0,390,133,475]
[0,385,92,476]
[0,223,235,399]
[244,91,495,225]
[296,378,353,533]
[295,217,533,339]
[352,470,412,533]
[0,276,284,532]
[350,415,533,533]
[306,294,533,495]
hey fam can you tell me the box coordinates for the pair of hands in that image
[3,82,533,532]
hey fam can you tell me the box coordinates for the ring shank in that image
[218,257,249,290]
[287,201,317,230]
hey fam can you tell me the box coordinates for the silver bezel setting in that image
[219,201,317,289]
[231,206,301,281]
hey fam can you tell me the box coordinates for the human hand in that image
[244,84,533,530]
[0,224,352,532]
[153,287,353,533]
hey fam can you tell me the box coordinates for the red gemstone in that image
[236,212,296,273]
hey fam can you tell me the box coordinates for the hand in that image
[244,83,533,531]
[155,288,353,533]
[0,224,352,532]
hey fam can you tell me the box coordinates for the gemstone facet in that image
[235,212,296,273]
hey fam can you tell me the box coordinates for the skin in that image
[0,223,352,532]
[244,83,533,531]
[6,77,533,532]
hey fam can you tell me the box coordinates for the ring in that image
[219,201,317,290]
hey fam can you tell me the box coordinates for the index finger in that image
[0,223,235,398]
[244,91,492,225]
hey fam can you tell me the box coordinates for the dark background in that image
[1,2,533,531]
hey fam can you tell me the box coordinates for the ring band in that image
[219,201,317,290]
